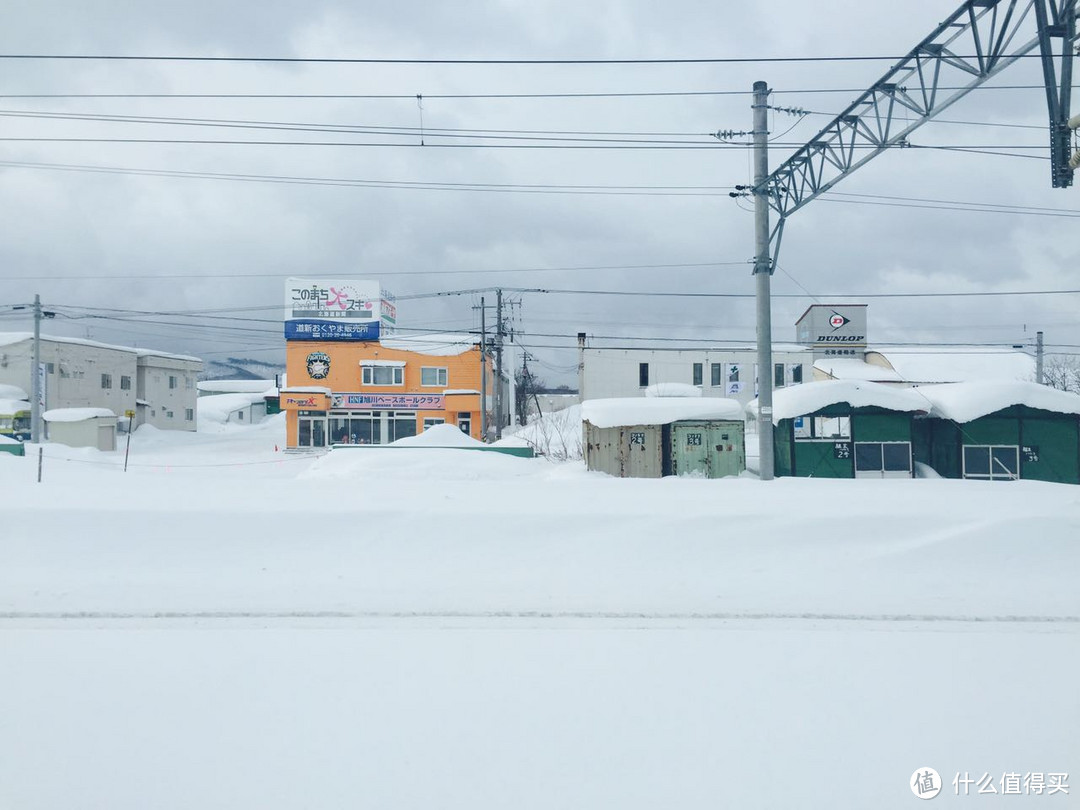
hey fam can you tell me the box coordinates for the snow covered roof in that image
[379,333,479,356]
[582,397,743,428]
[0,383,28,400]
[916,381,1080,422]
[443,389,480,395]
[0,398,30,414]
[197,380,276,394]
[747,381,930,424]
[866,347,1035,384]
[43,407,116,422]
[0,434,20,445]
[281,386,331,395]
[135,349,203,364]
[360,359,407,367]
[0,331,138,354]
[813,358,904,382]
[197,393,266,424]
[645,383,702,398]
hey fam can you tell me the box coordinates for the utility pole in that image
[752,81,775,482]
[495,288,504,439]
[1037,330,1045,384]
[31,294,42,444]
[479,295,488,441]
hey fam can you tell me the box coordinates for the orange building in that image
[281,333,497,448]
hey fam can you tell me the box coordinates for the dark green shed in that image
[913,383,1080,484]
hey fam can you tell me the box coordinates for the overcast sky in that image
[0,1,1076,384]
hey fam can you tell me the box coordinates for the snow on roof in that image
[197,380,276,394]
[360,359,407,367]
[0,398,30,414]
[747,381,929,424]
[916,381,1080,422]
[388,423,488,448]
[645,383,702,398]
[281,386,331,395]
[197,393,266,425]
[0,434,20,444]
[582,397,743,428]
[0,383,28,400]
[135,349,203,364]
[813,358,904,382]
[867,346,1035,384]
[43,407,116,422]
[443,389,480,395]
[378,333,479,356]
[0,331,138,354]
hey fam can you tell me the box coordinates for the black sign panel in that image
[1022,445,1040,463]
[834,441,852,460]
[629,432,646,446]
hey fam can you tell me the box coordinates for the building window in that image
[794,415,851,441]
[639,362,649,387]
[791,364,803,384]
[362,365,404,386]
[169,376,178,389]
[711,363,722,387]
[165,410,174,419]
[185,377,193,389]
[45,362,55,374]
[963,445,1019,480]
[120,375,132,390]
[421,367,448,387]
[692,363,703,386]
[423,417,445,430]
[185,408,194,421]
[101,373,112,389]
[775,363,785,388]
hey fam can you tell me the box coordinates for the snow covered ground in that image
[1,414,1077,808]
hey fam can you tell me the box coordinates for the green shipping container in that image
[668,420,745,478]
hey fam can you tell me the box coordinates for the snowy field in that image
[1,414,1077,809]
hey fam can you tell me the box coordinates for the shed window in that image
[963,445,1019,480]
[692,363,703,386]
[638,363,649,387]
[794,415,851,441]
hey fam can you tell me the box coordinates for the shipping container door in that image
[670,422,711,477]
[710,423,745,478]
[621,425,662,478]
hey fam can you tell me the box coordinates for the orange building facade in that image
[281,334,494,448]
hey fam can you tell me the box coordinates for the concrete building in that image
[0,333,202,436]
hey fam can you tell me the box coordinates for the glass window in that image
[791,364,803,384]
[963,446,991,477]
[775,363,785,388]
[813,415,850,439]
[855,442,883,472]
[391,412,417,441]
[710,363,722,387]
[692,363,703,386]
[120,376,132,390]
[185,408,194,421]
[423,417,445,430]
[101,373,112,389]
[169,376,178,389]
[883,443,911,472]
[362,366,404,386]
[991,446,1019,477]
[421,367,448,386]
[638,363,649,387]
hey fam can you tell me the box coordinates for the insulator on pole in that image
[1068,114,1080,130]
[1069,150,1080,170]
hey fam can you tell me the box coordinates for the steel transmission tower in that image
[749,0,1077,480]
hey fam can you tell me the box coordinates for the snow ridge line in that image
[0,610,1076,623]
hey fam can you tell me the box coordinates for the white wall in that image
[137,355,203,432]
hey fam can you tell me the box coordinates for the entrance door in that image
[297,413,328,447]
[854,441,912,478]
[457,412,472,436]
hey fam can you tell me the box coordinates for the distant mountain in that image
[201,356,285,382]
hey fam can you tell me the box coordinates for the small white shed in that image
[43,407,118,451]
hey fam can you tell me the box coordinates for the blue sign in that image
[285,319,381,341]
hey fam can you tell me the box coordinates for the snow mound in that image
[390,423,486,448]
[197,393,267,425]
[501,404,583,461]
[0,434,21,445]
[301,443,539,482]
[645,383,702,398]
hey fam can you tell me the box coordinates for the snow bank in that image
[390,423,486,448]
[582,397,743,428]
[917,380,1080,422]
[747,380,929,424]
[42,407,115,422]
[501,404,583,460]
